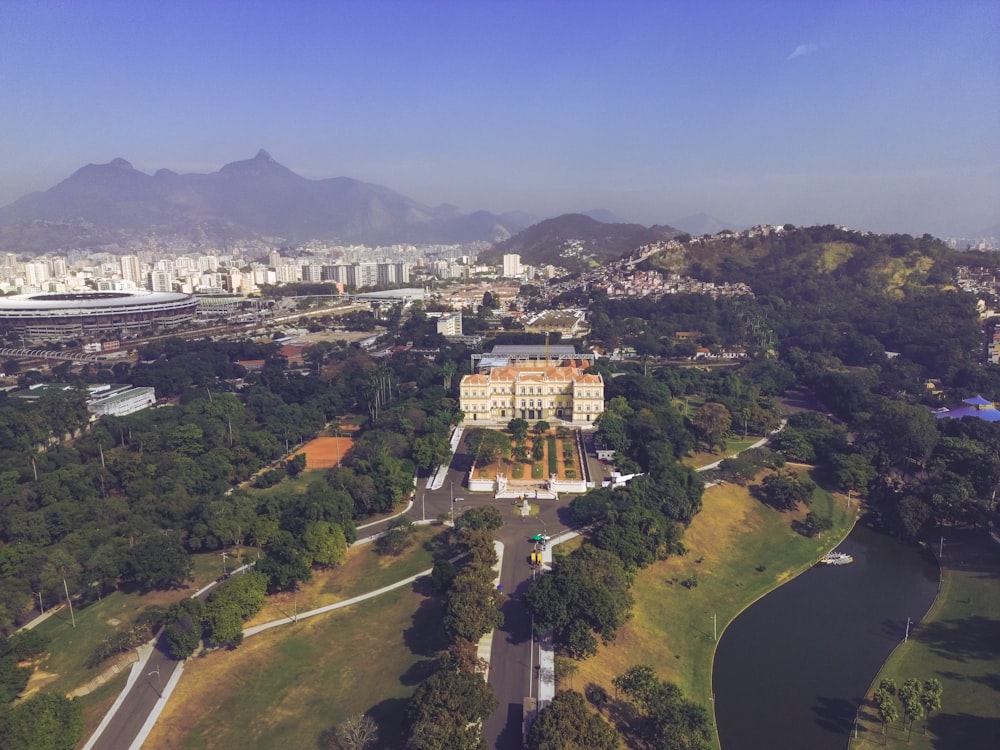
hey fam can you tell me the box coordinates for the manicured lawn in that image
[245,525,444,628]
[571,472,855,749]
[146,539,448,749]
[849,529,1000,750]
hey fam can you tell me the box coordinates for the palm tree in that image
[441,358,457,391]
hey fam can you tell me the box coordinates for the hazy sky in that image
[1,0,998,237]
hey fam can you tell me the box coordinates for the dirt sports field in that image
[293,435,354,469]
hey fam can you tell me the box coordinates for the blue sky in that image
[1,0,997,236]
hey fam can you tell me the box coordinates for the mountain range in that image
[0,151,533,253]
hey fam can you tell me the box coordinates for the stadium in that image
[0,291,198,340]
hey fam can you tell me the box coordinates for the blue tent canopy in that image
[962,395,993,406]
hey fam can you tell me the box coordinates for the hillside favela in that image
[0,3,998,750]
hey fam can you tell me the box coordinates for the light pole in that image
[149,663,162,698]
[421,492,425,522]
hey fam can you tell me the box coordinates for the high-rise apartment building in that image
[503,253,523,277]
[119,255,142,283]
[148,270,175,292]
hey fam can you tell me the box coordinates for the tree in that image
[874,686,898,739]
[257,530,312,592]
[302,520,348,567]
[443,581,504,643]
[613,665,711,749]
[526,690,620,750]
[454,506,503,532]
[760,470,815,510]
[163,598,205,659]
[920,678,942,734]
[595,410,629,454]
[899,678,925,740]
[0,692,83,750]
[508,418,530,443]
[692,402,731,451]
[285,452,307,476]
[468,429,511,468]
[331,713,378,750]
[832,452,876,495]
[375,517,416,556]
[122,533,193,590]
[405,670,498,750]
[524,544,633,659]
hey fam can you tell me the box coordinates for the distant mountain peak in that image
[0,152,533,251]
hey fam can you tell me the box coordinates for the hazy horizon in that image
[1,0,997,238]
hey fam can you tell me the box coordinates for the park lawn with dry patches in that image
[28,549,239,698]
[245,524,444,628]
[571,472,855,748]
[146,586,444,750]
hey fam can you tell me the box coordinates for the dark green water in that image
[713,524,939,750]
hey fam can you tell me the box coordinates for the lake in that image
[713,524,940,749]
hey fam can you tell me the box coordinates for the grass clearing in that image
[146,560,446,748]
[245,525,444,628]
[849,529,1000,750]
[28,549,229,697]
[684,436,763,469]
[571,472,855,749]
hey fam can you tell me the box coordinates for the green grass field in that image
[146,530,448,749]
[849,529,1000,750]
[572,472,855,749]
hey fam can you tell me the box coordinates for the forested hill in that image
[638,225,980,373]
[644,225,956,298]
[488,213,681,270]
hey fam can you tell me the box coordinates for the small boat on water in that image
[820,551,854,565]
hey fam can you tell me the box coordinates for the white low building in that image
[87,386,156,417]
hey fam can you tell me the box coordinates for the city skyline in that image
[1,0,998,238]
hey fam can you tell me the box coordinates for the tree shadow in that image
[499,578,532,646]
[364,697,410,749]
[402,594,447,658]
[494,702,526,750]
[399,657,439,687]
[812,695,860,736]
[912,615,1000,662]
[556,505,578,529]
[929,711,1000,750]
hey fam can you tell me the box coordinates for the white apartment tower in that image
[120,255,142,284]
[503,253,523,277]
[148,270,174,292]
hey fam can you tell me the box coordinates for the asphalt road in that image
[88,636,178,750]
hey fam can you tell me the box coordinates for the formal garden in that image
[467,419,583,483]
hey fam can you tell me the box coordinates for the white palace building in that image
[459,345,604,426]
